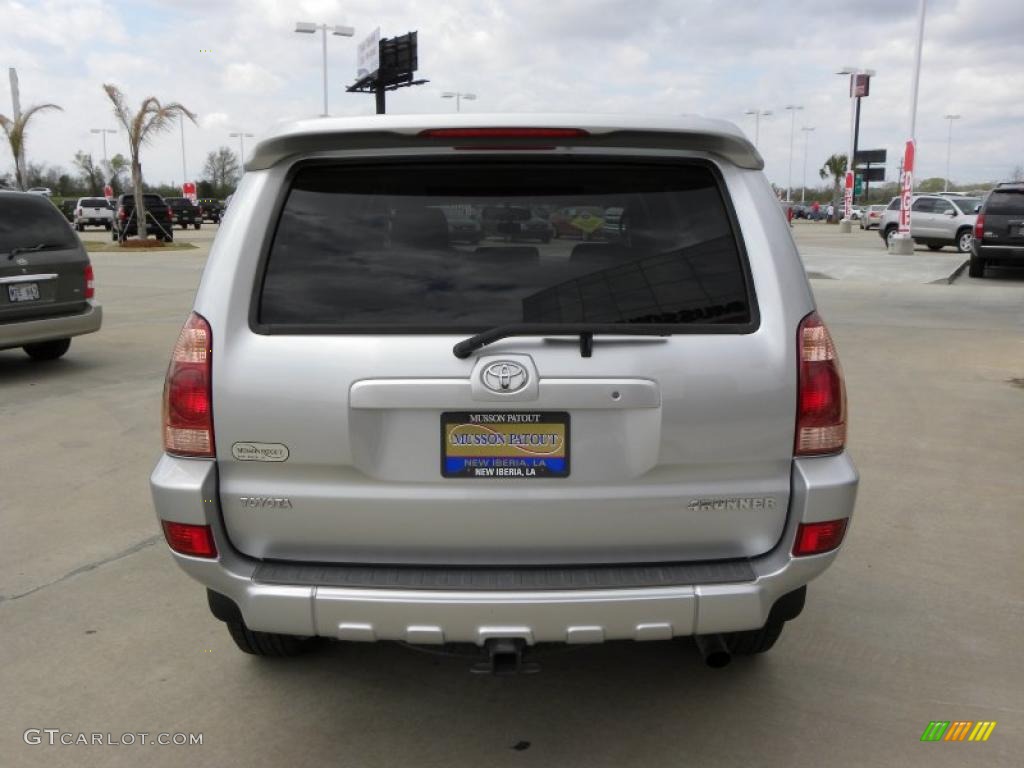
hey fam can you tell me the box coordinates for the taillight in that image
[76,207,82,216]
[163,312,214,457]
[161,520,217,558]
[117,206,126,220]
[83,264,94,299]
[795,311,847,455]
[974,212,985,242]
[167,207,173,219]
[792,519,848,556]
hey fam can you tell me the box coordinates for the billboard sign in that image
[854,148,887,166]
[898,140,915,235]
[356,27,380,79]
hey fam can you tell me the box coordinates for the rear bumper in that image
[972,244,1024,262]
[0,302,102,350]
[150,453,858,644]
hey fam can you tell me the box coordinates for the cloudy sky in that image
[2,0,1022,191]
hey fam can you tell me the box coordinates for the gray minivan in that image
[0,191,102,360]
[150,115,858,671]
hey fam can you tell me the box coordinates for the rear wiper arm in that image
[6,243,64,260]
[453,324,673,359]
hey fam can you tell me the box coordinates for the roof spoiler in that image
[246,114,764,172]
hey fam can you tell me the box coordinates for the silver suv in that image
[879,193,980,252]
[150,115,858,671]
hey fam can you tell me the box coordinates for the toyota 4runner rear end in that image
[150,115,858,669]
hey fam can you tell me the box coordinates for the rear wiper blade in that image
[453,324,673,359]
[6,243,66,260]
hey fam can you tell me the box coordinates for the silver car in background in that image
[879,194,980,251]
[150,114,858,671]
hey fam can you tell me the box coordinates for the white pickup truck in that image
[73,197,114,231]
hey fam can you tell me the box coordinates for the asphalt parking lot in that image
[2,223,1022,767]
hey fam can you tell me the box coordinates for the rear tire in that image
[968,257,985,278]
[926,244,943,251]
[884,226,898,248]
[23,338,71,361]
[956,228,973,253]
[194,223,201,230]
[226,620,315,657]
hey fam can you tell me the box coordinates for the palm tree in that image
[819,154,848,222]
[0,103,63,190]
[102,84,196,240]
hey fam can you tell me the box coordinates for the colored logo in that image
[482,361,528,393]
[920,721,996,742]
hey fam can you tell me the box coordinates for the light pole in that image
[90,128,116,165]
[179,116,188,183]
[295,21,355,117]
[784,105,803,202]
[229,132,254,161]
[891,0,927,254]
[800,126,815,204]
[441,91,477,112]
[836,66,875,229]
[744,109,772,147]
[943,113,960,192]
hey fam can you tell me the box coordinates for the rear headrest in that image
[391,207,449,249]
[472,246,540,263]
[570,243,623,262]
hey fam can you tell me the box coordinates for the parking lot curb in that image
[931,259,970,285]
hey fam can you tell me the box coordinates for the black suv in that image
[112,193,174,242]
[166,197,201,230]
[197,198,223,224]
[971,183,1024,277]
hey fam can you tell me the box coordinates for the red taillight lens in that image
[163,312,214,457]
[117,207,126,220]
[974,212,985,242]
[161,520,217,558]
[167,207,173,219]
[419,127,590,140]
[796,311,847,455]
[83,264,94,299]
[793,519,848,556]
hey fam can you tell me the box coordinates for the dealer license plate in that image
[441,411,570,479]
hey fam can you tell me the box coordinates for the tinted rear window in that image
[258,161,753,331]
[985,190,1024,215]
[0,197,78,252]
[81,198,107,207]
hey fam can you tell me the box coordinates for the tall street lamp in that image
[441,92,477,112]
[744,108,772,147]
[229,131,254,161]
[179,116,188,184]
[800,126,815,204]
[295,21,355,117]
[90,128,116,165]
[784,105,803,202]
[943,113,961,192]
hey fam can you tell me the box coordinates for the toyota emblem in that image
[482,361,528,393]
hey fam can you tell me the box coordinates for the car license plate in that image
[441,411,570,478]
[8,283,40,302]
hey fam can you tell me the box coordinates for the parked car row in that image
[878,193,981,253]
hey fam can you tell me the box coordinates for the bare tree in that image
[102,84,196,239]
[0,103,63,190]
[202,147,241,197]
[104,153,129,194]
[73,151,105,194]
[1011,164,1024,182]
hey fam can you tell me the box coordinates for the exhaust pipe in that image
[694,634,732,668]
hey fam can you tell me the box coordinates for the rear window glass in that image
[985,190,1024,215]
[0,197,77,253]
[81,198,107,207]
[258,161,753,331]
